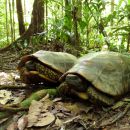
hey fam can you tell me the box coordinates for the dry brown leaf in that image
[27,100,43,127]
[41,99,53,112]
[11,95,25,105]
[34,112,55,127]
[40,93,49,102]
[56,112,65,119]
[17,115,28,130]
[53,97,62,102]
[0,90,12,105]
[28,101,43,114]
[6,122,18,130]
[0,72,18,85]
[55,117,63,127]
[65,102,91,115]
[0,118,8,124]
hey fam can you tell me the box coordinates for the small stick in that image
[0,84,28,89]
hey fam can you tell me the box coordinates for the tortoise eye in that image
[25,60,36,71]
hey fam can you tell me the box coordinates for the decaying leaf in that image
[34,112,55,127]
[27,100,43,127]
[0,90,12,104]
[27,99,55,127]
[55,117,63,127]
[17,115,28,130]
[6,122,18,130]
[0,118,8,124]
[64,102,92,115]
[0,72,19,85]
[41,98,53,112]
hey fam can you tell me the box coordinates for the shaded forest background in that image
[0,0,130,55]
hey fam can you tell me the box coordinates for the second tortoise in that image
[58,51,130,105]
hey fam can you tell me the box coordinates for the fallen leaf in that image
[0,118,8,124]
[0,90,12,104]
[55,117,63,127]
[17,115,28,130]
[0,72,18,85]
[6,122,18,130]
[27,100,43,127]
[34,112,55,127]
[53,97,62,102]
[41,99,53,112]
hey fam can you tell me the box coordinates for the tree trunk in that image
[64,0,72,33]
[127,32,130,51]
[111,0,114,26]
[5,0,9,43]
[8,0,13,42]
[16,0,25,36]
[45,0,48,44]
[72,6,80,47]
[12,0,15,40]
[26,0,45,36]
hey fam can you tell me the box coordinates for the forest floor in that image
[0,49,130,130]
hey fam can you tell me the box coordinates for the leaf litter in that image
[0,72,130,130]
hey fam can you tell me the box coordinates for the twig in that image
[0,84,28,89]
[0,105,27,112]
[100,104,130,127]
[63,115,80,124]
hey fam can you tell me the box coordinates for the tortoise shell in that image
[18,50,77,84]
[59,51,130,105]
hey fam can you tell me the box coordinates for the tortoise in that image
[18,50,77,84]
[58,51,130,106]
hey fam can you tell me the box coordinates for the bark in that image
[64,0,72,32]
[72,6,80,46]
[25,0,45,36]
[127,32,130,51]
[16,0,25,35]
[45,0,48,44]
[111,0,114,26]
[8,0,13,42]
[12,0,15,40]
[5,0,9,43]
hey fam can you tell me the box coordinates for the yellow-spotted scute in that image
[35,62,62,81]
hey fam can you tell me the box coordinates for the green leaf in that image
[79,20,87,32]
[128,0,130,5]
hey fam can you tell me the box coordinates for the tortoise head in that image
[64,74,88,92]
[17,55,32,70]
[58,74,89,100]
[25,60,36,71]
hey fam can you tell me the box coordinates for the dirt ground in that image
[0,49,130,130]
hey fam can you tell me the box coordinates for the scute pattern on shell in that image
[18,50,77,84]
[61,51,130,97]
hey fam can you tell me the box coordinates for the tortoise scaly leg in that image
[70,89,88,100]
[57,82,89,100]
[87,87,115,106]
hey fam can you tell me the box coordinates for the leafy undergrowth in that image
[0,50,130,130]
